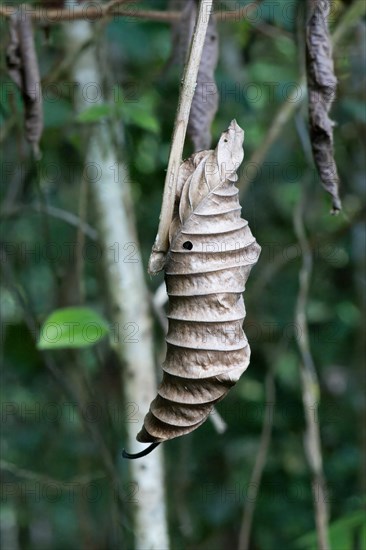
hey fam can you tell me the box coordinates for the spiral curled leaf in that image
[306,0,341,213]
[137,120,261,444]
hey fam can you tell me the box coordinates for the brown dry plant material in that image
[172,0,219,151]
[6,10,43,156]
[306,0,341,212]
[137,120,261,444]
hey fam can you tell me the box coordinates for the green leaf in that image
[76,104,113,123]
[37,307,109,350]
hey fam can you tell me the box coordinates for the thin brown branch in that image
[113,8,181,23]
[148,0,214,273]
[0,1,260,24]
[250,204,365,301]
[0,0,132,22]
[41,36,94,86]
[294,196,330,550]
[0,459,105,488]
[251,20,293,40]
[238,75,307,197]
[1,202,98,240]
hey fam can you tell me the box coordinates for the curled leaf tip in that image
[122,442,161,460]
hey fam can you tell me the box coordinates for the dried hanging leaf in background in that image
[134,120,260,447]
[171,0,219,151]
[306,0,341,213]
[6,11,43,157]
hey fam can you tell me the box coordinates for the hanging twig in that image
[294,193,330,550]
[148,0,214,274]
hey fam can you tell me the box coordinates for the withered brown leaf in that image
[172,0,219,151]
[6,10,43,157]
[136,121,261,446]
[306,0,341,213]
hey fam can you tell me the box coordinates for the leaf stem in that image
[122,442,161,460]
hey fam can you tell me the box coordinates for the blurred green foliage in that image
[37,307,109,349]
[0,1,365,549]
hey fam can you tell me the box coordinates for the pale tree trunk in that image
[63,14,169,550]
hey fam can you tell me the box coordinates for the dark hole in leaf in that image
[183,241,193,250]
[224,139,228,142]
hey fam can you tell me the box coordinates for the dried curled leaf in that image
[306,0,341,213]
[6,11,43,156]
[172,0,219,151]
[137,120,261,445]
